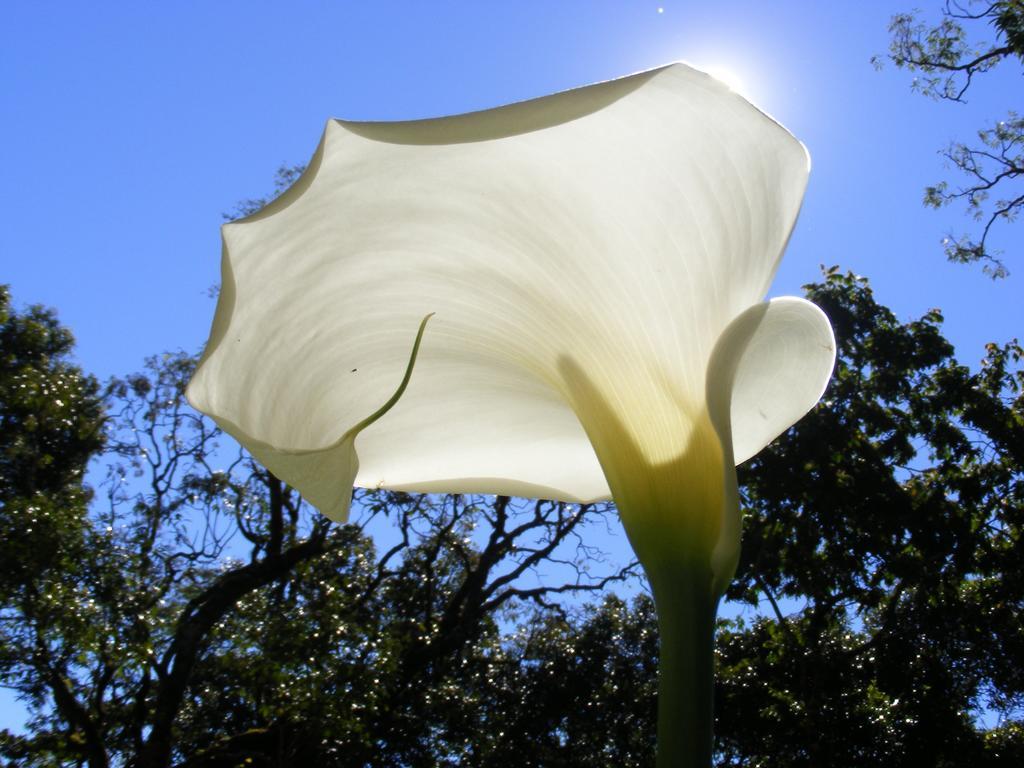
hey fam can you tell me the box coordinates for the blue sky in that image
[3,1,1020,383]
[2,0,1021,731]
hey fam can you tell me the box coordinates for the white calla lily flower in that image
[187,62,835,767]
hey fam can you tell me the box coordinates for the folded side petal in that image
[188,315,432,523]
[706,296,836,466]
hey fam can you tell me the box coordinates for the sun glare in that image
[702,66,749,99]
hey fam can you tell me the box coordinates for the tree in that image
[0,305,634,767]
[0,340,340,768]
[0,286,105,766]
[491,269,1024,766]
[718,267,1023,764]
[4,267,1023,766]
[0,286,104,592]
[879,1,1024,277]
[172,490,635,768]
[181,268,1024,767]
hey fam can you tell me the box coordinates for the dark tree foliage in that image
[477,594,660,767]
[482,269,1023,767]
[0,337,340,768]
[0,286,105,766]
[878,1,1024,277]
[718,267,1023,765]
[171,491,634,768]
[0,287,102,506]
[477,269,1024,767]
[0,295,633,768]
[2,269,1023,767]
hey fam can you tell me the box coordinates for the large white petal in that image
[186,63,810,513]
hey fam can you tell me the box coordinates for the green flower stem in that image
[649,559,719,768]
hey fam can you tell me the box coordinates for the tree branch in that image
[136,523,330,768]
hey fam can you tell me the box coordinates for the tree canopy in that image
[2,268,1022,766]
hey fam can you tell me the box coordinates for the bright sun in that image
[702,65,749,98]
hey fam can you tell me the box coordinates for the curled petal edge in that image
[705,296,836,589]
[187,314,433,523]
[708,296,836,464]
